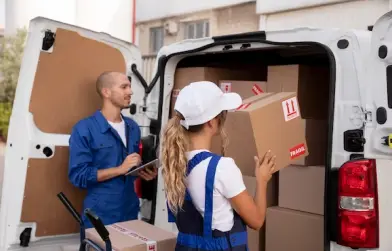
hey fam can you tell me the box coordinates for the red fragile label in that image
[236,102,252,110]
[252,84,264,95]
[220,83,231,93]
[289,143,306,159]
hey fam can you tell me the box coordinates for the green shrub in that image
[0,102,12,141]
[0,28,27,141]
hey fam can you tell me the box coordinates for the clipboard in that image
[125,158,159,176]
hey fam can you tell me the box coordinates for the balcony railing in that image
[141,55,157,84]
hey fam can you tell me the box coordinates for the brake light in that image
[337,159,379,248]
[135,141,143,198]
[139,142,143,156]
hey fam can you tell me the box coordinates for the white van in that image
[1,9,392,251]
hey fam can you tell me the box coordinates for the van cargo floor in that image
[7,235,79,251]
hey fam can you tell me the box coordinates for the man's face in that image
[107,73,133,108]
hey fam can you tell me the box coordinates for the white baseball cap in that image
[174,81,242,130]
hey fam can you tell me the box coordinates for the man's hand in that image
[139,167,158,181]
[118,153,142,175]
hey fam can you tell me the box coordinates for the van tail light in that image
[139,142,143,156]
[337,159,379,248]
[134,141,143,198]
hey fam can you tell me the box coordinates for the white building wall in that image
[5,0,134,42]
[257,0,356,14]
[136,0,255,22]
[257,0,391,31]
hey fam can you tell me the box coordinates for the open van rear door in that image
[363,11,392,160]
[0,17,143,249]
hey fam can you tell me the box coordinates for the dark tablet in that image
[125,159,159,176]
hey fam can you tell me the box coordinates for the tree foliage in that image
[0,28,28,141]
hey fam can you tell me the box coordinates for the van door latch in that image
[344,129,366,152]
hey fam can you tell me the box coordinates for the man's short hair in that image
[95,71,116,97]
[96,71,131,97]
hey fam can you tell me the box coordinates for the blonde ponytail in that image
[160,113,189,214]
[160,111,228,214]
[218,111,229,156]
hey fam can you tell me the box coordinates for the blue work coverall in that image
[168,151,249,251]
[68,110,141,228]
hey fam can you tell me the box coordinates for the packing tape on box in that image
[252,84,264,95]
[236,102,252,110]
[110,224,157,251]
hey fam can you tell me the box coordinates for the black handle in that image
[130,64,149,92]
[130,56,165,95]
[57,192,82,225]
[84,208,110,242]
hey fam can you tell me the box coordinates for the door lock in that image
[382,134,392,148]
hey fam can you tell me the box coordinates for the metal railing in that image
[141,55,157,84]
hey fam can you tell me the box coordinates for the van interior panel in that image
[28,28,126,134]
[21,28,126,236]
[21,147,86,236]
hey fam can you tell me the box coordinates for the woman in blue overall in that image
[160,81,277,251]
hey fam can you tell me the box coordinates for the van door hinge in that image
[364,110,372,123]
[351,106,372,127]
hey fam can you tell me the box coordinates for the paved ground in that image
[0,142,5,205]
[0,142,4,156]
[0,155,3,201]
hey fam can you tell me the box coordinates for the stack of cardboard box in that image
[170,64,329,251]
[263,65,327,251]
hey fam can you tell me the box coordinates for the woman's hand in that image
[254,150,276,183]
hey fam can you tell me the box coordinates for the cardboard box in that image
[86,220,176,251]
[171,67,266,155]
[243,175,278,251]
[266,207,323,251]
[292,119,328,166]
[224,92,309,176]
[279,165,325,215]
[267,64,329,119]
[218,80,267,99]
[171,67,266,117]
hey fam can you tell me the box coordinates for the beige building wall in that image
[215,2,259,36]
[260,0,389,31]
[136,2,258,56]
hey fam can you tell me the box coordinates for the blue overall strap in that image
[167,201,176,223]
[167,151,214,223]
[186,151,214,176]
[203,155,221,238]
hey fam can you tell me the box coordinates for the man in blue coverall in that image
[68,71,158,228]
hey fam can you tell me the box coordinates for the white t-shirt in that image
[108,119,127,146]
[186,149,246,232]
